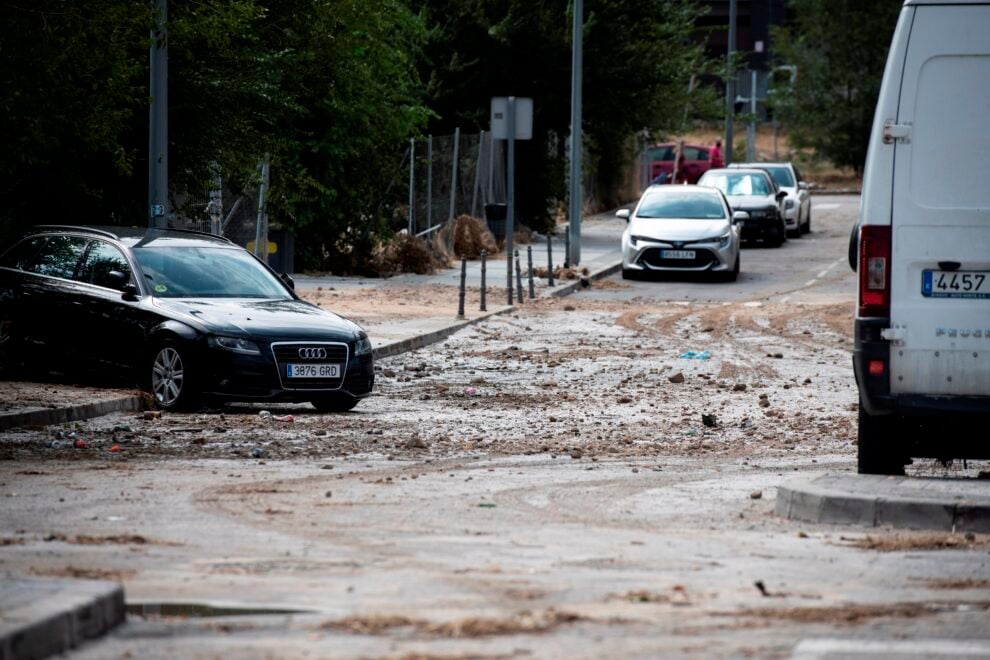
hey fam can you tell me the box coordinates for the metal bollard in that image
[515,250,524,304]
[457,256,466,319]
[547,234,555,286]
[479,250,487,312]
[527,245,535,299]
[564,231,571,269]
[506,249,513,306]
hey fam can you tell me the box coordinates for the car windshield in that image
[636,192,726,219]
[763,166,795,188]
[132,246,291,299]
[700,173,772,196]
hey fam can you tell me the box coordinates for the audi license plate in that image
[286,363,341,378]
[922,270,990,299]
[661,249,696,260]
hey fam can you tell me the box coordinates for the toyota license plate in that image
[922,270,990,299]
[661,249,696,260]
[286,363,341,378]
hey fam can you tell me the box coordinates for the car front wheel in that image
[149,341,199,411]
[857,403,907,475]
[311,395,360,413]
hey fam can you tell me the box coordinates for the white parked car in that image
[731,162,811,236]
[617,185,743,282]
[850,0,990,474]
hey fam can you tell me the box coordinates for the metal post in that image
[480,250,488,311]
[515,250,524,304]
[725,0,738,165]
[457,257,467,319]
[471,130,484,218]
[254,155,270,261]
[148,0,168,228]
[569,0,583,265]
[408,138,415,234]
[746,69,758,162]
[506,97,516,306]
[427,134,433,231]
[546,234,555,286]
[527,246,535,299]
[449,127,460,221]
[564,231,571,269]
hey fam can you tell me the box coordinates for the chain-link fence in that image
[406,130,506,252]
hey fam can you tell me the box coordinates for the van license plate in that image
[922,270,990,299]
[661,250,695,260]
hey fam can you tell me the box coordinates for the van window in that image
[911,55,990,209]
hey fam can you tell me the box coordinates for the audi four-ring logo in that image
[298,347,328,359]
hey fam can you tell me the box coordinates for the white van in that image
[851,0,990,474]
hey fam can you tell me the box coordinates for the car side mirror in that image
[798,182,809,191]
[732,211,749,225]
[615,209,631,222]
[105,270,129,290]
[121,283,139,301]
[281,272,295,290]
[775,190,788,201]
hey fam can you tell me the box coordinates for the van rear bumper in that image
[855,318,990,417]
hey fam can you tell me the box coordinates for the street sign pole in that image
[725,0,738,165]
[148,0,168,228]
[506,96,516,305]
[569,0,583,265]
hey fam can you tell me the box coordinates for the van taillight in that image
[859,225,891,317]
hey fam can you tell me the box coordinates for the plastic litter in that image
[251,447,265,458]
[109,444,122,453]
[272,414,294,423]
[258,410,272,420]
[679,351,711,360]
[73,438,87,449]
[464,387,478,395]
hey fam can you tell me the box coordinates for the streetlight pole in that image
[724,0,737,166]
[148,0,168,228]
[568,0,583,266]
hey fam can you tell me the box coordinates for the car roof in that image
[729,162,792,168]
[644,184,721,195]
[702,167,772,178]
[27,225,237,249]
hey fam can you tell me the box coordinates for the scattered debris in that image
[679,351,711,360]
[701,414,718,428]
[668,373,685,384]
[750,490,763,500]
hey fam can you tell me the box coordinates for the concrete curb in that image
[776,475,990,533]
[810,188,861,196]
[549,260,624,298]
[372,259,623,359]
[0,578,126,660]
[373,305,517,360]
[0,395,144,432]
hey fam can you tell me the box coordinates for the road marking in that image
[815,203,840,210]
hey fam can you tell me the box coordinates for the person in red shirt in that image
[709,139,725,168]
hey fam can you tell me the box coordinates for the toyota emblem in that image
[298,347,328,359]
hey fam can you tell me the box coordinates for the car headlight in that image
[784,198,795,209]
[630,235,653,246]
[354,335,373,357]
[718,232,732,249]
[209,335,261,355]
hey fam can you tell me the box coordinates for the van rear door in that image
[889,2,990,396]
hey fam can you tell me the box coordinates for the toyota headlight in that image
[209,335,261,355]
[354,335,373,357]
[784,198,795,209]
[718,232,732,249]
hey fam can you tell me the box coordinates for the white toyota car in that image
[617,185,744,282]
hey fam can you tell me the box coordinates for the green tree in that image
[412,0,713,227]
[772,0,903,174]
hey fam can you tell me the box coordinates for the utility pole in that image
[148,0,168,228]
[724,0,737,166]
[568,0,583,266]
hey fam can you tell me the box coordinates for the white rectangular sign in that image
[490,97,533,140]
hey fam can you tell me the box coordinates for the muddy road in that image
[2,196,989,658]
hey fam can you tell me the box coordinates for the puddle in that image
[127,602,310,618]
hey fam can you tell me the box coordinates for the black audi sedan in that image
[0,226,374,411]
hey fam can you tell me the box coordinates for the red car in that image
[647,143,712,184]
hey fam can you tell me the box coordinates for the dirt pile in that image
[372,234,450,275]
[437,215,498,258]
